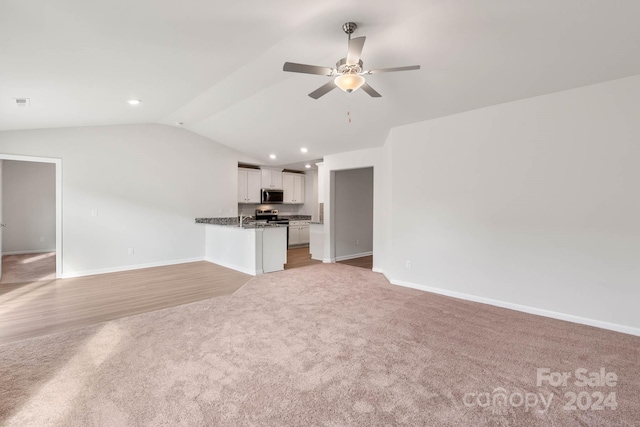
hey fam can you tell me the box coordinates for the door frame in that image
[328,166,375,263]
[0,153,63,278]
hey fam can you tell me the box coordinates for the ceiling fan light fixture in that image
[334,73,365,93]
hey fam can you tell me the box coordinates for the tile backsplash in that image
[238,204,308,218]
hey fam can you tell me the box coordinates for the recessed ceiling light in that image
[176,121,184,126]
[305,164,311,168]
[127,99,141,105]
[269,154,276,159]
[300,147,308,153]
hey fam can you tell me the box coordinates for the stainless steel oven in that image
[256,209,290,245]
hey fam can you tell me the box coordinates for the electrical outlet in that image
[91,209,98,217]
[40,236,45,242]
[405,260,412,269]
[356,239,360,246]
[128,248,135,255]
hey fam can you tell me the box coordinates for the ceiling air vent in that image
[14,98,30,108]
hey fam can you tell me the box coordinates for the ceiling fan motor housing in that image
[336,58,363,75]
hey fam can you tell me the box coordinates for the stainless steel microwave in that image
[261,188,284,204]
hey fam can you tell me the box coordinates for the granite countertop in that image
[195,217,288,229]
[196,215,312,226]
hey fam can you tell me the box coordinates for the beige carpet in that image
[1,264,638,426]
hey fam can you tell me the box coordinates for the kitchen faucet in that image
[239,214,252,227]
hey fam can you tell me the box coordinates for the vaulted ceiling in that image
[2,0,640,166]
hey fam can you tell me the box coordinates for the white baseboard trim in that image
[3,249,56,256]
[323,258,334,263]
[334,252,372,262]
[390,278,640,337]
[372,267,384,274]
[62,257,205,279]
[204,257,258,276]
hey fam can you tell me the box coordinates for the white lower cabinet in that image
[289,227,300,246]
[299,224,310,244]
[288,220,310,247]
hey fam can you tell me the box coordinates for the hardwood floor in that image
[0,261,251,345]
[284,246,321,270]
[285,247,373,270]
[338,255,373,270]
[0,252,56,285]
[0,249,371,346]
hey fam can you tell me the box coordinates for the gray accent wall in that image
[333,167,373,260]
[2,161,56,254]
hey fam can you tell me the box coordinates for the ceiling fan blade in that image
[360,82,381,98]
[364,65,421,74]
[308,81,337,99]
[283,62,334,76]
[346,36,366,65]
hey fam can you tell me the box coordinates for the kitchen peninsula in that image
[196,218,287,275]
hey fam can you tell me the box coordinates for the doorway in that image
[332,167,374,269]
[0,154,62,283]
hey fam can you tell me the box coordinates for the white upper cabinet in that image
[238,168,261,203]
[261,168,283,189]
[283,172,305,204]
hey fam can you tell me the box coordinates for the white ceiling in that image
[2,0,640,166]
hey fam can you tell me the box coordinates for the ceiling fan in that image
[283,22,420,99]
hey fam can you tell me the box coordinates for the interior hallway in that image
[0,252,56,285]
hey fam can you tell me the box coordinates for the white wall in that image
[2,161,56,254]
[386,74,640,334]
[298,170,316,216]
[334,168,373,259]
[204,225,261,275]
[0,124,240,277]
